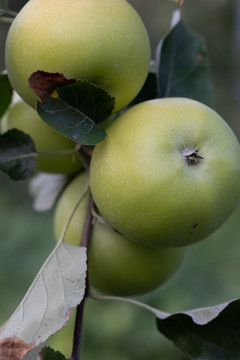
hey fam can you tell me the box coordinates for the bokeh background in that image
[0,0,240,359]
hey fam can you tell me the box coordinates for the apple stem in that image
[181,148,204,166]
[70,183,94,360]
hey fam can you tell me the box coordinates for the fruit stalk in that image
[79,145,93,172]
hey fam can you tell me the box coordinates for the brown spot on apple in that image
[189,223,198,235]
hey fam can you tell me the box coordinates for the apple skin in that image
[5,0,150,113]
[90,97,240,248]
[54,172,185,296]
[1,101,83,174]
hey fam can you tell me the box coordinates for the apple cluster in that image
[3,0,240,296]
[54,96,240,296]
[54,172,185,296]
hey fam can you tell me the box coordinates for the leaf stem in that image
[58,179,89,245]
[0,145,81,165]
[89,292,170,318]
[0,16,13,23]
[6,9,18,16]
[38,143,81,157]
[0,152,37,164]
[0,7,18,16]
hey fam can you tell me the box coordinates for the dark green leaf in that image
[156,21,215,108]
[37,80,115,145]
[37,97,106,145]
[0,0,8,10]
[130,70,157,106]
[40,346,67,360]
[156,299,240,359]
[0,129,36,180]
[0,74,13,118]
[56,80,115,123]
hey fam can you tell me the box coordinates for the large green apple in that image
[1,101,83,174]
[5,0,150,113]
[54,172,185,296]
[90,97,240,248]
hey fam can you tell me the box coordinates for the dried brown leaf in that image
[28,71,75,102]
[0,337,34,360]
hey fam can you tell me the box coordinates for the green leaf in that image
[0,129,36,180]
[130,70,157,106]
[156,299,240,359]
[0,0,8,10]
[56,80,115,123]
[156,20,215,108]
[37,80,115,145]
[40,346,67,360]
[0,74,13,118]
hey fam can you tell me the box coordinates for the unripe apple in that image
[54,172,185,296]
[1,101,83,174]
[5,0,150,113]
[90,97,240,247]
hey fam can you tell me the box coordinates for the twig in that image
[69,188,94,360]
[69,297,86,360]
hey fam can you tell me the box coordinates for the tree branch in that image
[69,184,94,360]
[69,297,86,360]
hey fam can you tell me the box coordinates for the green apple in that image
[90,97,240,248]
[5,0,150,113]
[54,172,185,296]
[1,101,83,174]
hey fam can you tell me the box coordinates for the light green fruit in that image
[1,101,83,174]
[5,0,150,113]
[90,97,240,247]
[54,172,185,296]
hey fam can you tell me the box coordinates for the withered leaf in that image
[28,71,75,102]
[0,243,87,360]
[0,337,34,360]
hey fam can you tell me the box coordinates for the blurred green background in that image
[1,0,240,359]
